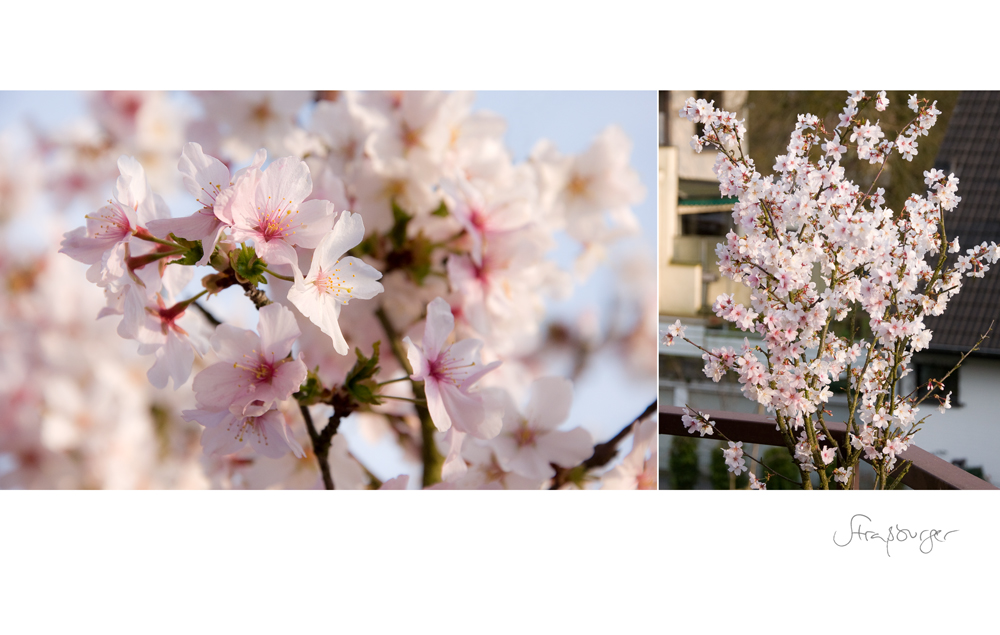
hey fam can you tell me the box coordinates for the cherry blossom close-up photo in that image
[0,90,658,490]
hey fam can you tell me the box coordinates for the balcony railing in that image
[659,405,998,490]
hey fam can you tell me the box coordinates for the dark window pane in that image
[681,212,729,236]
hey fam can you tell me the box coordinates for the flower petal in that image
[334,257,384,300]
[178,142,231,206]
[256,156,312,211]
[423,378,451,432]
[422,297,454,361]
[535,427,594,468]
[403,336,429,380]
[525,377,573,432]
[210,324,259,363]
[257,303,301,361]
[288,199,335,249]
[314,210,366,266]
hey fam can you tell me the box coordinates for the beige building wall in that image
[659,90,751,318]
[658,146,702,315]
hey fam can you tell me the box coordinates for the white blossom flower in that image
[660,319,685,346]
[491,377,593,481]
[723,440,746,475]
[228,155,335,275]
[403,297,502,439]
[833,467,853,485]
[189,303,307,417]
[287,211,384,354]
[185,406,305,460]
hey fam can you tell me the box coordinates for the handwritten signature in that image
[832,514,957,556]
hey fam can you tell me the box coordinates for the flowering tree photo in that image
[0,90,657,490]
[663,90,999,489]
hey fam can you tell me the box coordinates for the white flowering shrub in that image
[664,91,998,489]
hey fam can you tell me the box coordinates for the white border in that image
[3,2,999,631]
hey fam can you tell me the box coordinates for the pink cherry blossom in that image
[820,446,837,465]
[833,467,853,486]
[723,441,747,475]
[660,319,685,346]
[403,297,502,439]
[118,289,211,389]
[191,303,307,416]
[145,143,265,265]
[681,408,714,437]
[491,377,593,480]
[60,155,169,283]
[196,91,311,162]
[562,125,646,243]
[444,227,559,351]
[228,156,335,274]
[184,406,304,460]
[440,175,532,267]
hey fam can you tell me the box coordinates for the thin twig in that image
[264,267,295,282]
[910,321,993,407]
[698,418,801,487]
[192,301,222,327]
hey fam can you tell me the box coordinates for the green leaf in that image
[229,244,268,286]
[351,383,376,404]
[345,341,381,385]
[166,233,204,267]
[563,465,589,489]
[344,341,383,406]
[294,367,326,406]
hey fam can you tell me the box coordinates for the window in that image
[658,91,671,146]
[681,211,730,236]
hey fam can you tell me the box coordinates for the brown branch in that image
[300,404,334,490]
[548,399,656,490]
[192,301,222,327]
[242,282,272,309]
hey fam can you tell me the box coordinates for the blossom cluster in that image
[674,91,998,489]
[659,319,685,346]
[20,90,658,490]
[722,441,746,476]
[681,408,714,437]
